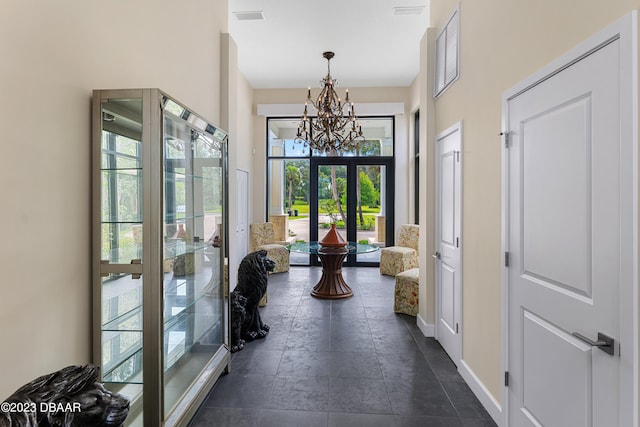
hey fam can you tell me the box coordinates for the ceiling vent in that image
[392,6,425,16]
[233,11,265,21]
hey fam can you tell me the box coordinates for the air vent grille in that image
[392,6,425,16]
[233,11,264,21]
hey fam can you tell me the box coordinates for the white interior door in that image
[236,169,249,260]
[505,32,634,426]
[435,122,462,364]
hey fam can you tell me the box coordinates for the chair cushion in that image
[381,246,416,256]
[379,247,418,276]
[396,267,420,282]
[257,244,290,273]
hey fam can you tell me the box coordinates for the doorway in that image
[502,14,637,426]
[266,117,396,267]
[435,121,462,366]
[309,157,394,266]
[236,169,249,261]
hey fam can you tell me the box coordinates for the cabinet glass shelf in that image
[103,306,142,331]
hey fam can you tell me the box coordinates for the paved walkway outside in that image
[287,215,377,244]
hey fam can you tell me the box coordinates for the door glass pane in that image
[99,98,144,416]
[163,113,225,416]
[356,165,383,263]
[318,164,348,244]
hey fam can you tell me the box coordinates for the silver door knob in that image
[432,252,441,260]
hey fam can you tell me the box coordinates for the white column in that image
[269,140,285,215]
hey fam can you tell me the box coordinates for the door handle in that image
[432,252,441,260]
[571,332,615,355]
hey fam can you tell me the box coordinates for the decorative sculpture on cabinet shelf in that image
[230,250,275,352]
[0,364,129,426]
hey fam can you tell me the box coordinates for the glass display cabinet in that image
[91,88,229,426]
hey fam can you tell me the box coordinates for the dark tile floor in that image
[189,267,497,427]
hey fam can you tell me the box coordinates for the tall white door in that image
[505,29,634,426]
[236,169,249,261]
[435,122,462,364]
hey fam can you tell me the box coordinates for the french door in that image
[309,157,394,266]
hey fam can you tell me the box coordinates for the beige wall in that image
[427,0,639,405]
[236,72,255,268]
[237,74,255,174]
[412,29,438,329]
[220,33,256,286]
[251,87,413,231]
[0,0,229,399]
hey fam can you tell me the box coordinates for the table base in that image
[310,251,353,299]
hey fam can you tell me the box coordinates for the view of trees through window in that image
[283,160,381,231]
[316,165,381,231]
[268,117,393,257]
[101,131,142,263]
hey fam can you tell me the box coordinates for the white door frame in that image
[237,169,249,262]
[435,121,463,365]
[501,11,638,426]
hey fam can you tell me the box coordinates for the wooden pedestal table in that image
[313,246,351,299]
[286,241,379,300]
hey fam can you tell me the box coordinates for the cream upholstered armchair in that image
[249,222,290,273]
[379,224,419,276]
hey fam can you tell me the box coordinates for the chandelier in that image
[295,51,364,154]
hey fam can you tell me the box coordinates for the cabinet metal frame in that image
[91,88,230,427]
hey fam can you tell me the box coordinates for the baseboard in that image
[458,359,502,425]
[416,314,434,337]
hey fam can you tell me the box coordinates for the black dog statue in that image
[0,364,129,426]
[230,250,275,352]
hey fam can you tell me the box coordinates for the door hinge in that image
[504,371,510,387]
[505,252,510,267]
[456,323,459,334]
[456,237,459,248]
[501,131,510,148]
[455,150,460,162]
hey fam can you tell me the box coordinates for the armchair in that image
[249,222,290,273]
[379,224,419,276]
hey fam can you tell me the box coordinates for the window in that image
[266,117,395,266]
[434,5,460,97]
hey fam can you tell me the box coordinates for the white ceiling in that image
[229,0,431,89]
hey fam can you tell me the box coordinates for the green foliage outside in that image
[357,172,377,206]
[101,131,224,261]
[281,160,384,238]
[318,213,376,230]
[287,200,380,216]
[289,199,379,231]
[284,162,381,209]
